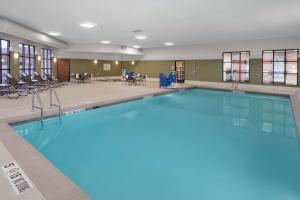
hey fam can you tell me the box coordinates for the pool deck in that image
[1,80,300,200]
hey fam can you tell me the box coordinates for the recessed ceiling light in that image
[133,45,141,49]
[135,35,147,40]
[164,42,174,46]
[101,40,112,44]
[79,21,98,28]
[48,32,61,36]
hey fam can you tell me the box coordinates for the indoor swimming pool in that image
[13,88,300,200]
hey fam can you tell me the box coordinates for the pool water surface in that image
[13,89,300,200]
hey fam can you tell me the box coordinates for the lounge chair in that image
[70,73,76,83]
[82,73,89,83]
[45,73,64,87]
[134,74,145,86]
[121,70,127,84]
[34,72,58,88]
[2,74,30,98]
[124,71,135,85]
[75,73,81,83]
[21,72,49,91]
[159,72,176,88]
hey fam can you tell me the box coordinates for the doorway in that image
[57,59,70,82]
[175,60,185,83]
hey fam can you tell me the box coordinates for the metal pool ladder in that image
[50,88,61,117]
[32,88,62,122]
[32,89,44,121]
[231,79,239,91]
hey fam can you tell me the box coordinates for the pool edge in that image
[289,94,300,143]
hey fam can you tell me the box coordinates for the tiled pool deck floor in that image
[1,80,300,200]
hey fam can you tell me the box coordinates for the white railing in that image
[231,72,239,91]
[32,90,44,121]
[50,88,61,117]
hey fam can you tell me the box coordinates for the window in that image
[41,48,52,77]
[223,51,250,82]
[263,49,299,86]
[19,43,35,78]
[0,39,10,84]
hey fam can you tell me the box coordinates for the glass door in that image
[222,51,250,83]
[175,60,185,83]
[263,49,298,86]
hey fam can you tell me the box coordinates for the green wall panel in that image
[7,56,300,86]
[122,60,174,78]
[185,60,222,82]
[250,59,262,85]
[69,59,122,77]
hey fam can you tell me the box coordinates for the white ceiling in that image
[0,0,300,49]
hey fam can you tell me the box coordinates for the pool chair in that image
[34,72,56,87]
[82,73,89,83]
[121,69,128,84]
[0,86,28,99]
[75,73,83,83]
[21,73,49,91]
[3,74,30,98]
[70,73,76,83]
[45,73,64,87]
[121,74,126,84]
[121,70,135,85]
[125,71,135,85]
[168,72,177,88]
[121,69,127,84]
[134,74,146,86]
[141,75,147,86]
[159,73,169,87]
[6,73,33,91]
[159,72,176,88]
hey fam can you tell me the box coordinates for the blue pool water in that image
[13,88,300,200]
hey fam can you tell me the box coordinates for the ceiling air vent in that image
[132,29,143,33]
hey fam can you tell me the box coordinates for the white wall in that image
[0,18,67,49]
[142,37,300,60]
[0,32,59,56]
[56,50,144,61]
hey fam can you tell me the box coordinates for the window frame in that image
[262,49,299,86]
[19,43,36,78]
[0,39,10,84]
[222,51,250,83]
[41,48,52,77]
